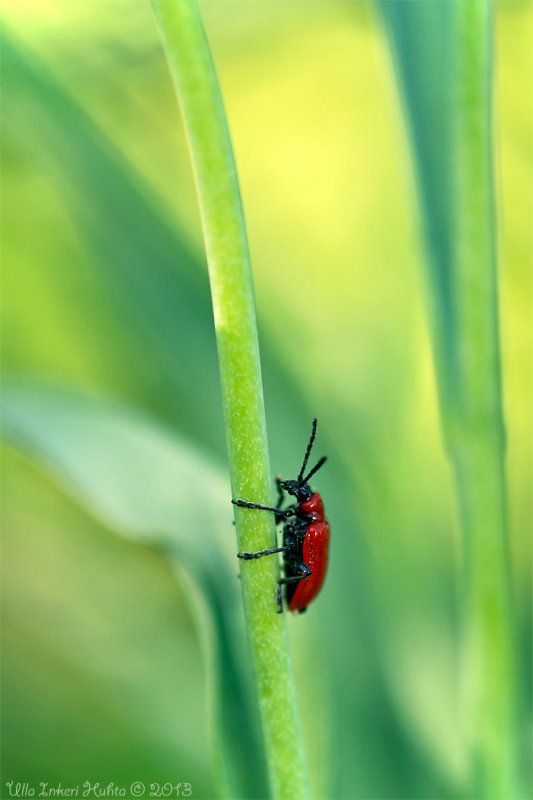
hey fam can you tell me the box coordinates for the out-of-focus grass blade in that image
[378,2,458,423]
[1,31,225,449]
[1,379,267,799]
[380,3,519,797]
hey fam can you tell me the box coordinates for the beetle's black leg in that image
[275,583,283,613]
[237,546,289,560]
[232,499,297,519]
[279,564,312,585]
[232,499,279,512]
[276,561,312,613]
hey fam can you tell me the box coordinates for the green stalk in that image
[451,3,517,797]
[151,1,309,798]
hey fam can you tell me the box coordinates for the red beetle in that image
[232,419,329,613]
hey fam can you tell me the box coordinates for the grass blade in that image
[453,6,516,797]
[381,2,519,796]
[151,1,309,797]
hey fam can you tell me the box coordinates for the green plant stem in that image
[452,3,517,797]
[151,1,309,798]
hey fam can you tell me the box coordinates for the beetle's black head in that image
[282,480,313,503]
[283,419,327,504]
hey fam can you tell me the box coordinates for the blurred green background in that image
[1,1,531,798]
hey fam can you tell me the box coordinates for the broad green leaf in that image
[2,445,214,795]
[1,379,268,798]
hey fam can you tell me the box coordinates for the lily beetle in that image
[232,419,329,613]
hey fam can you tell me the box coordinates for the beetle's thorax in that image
[300,491,326,522]
[282,480,313,503]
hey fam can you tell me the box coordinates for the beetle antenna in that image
[303,456,327,484]
[298,418,318,483]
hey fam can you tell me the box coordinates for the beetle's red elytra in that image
[287,495,329,612]
[232,419,329,613]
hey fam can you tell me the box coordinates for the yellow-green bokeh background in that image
[1,2,531,798]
